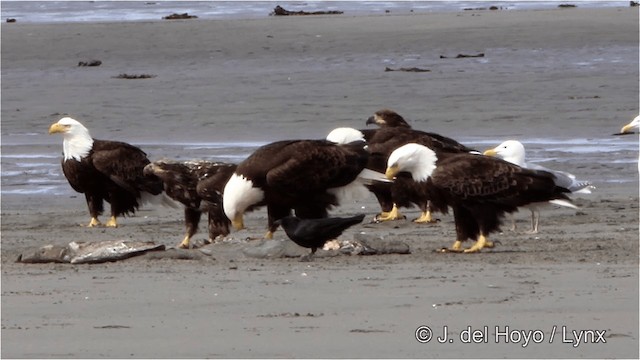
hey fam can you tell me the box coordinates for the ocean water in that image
[0,1,630,23]
[2,136,637,196]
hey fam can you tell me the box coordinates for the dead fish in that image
[17,240,164,264]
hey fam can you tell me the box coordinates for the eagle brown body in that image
[144,160,236,248]
[386,144,575,252]
[49,117,164,228]
[223,137,371,238]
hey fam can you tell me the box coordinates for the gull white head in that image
[621,115,640,134]
[483,140,525,166]
[326,127,365,144]
[48,117,94,161]
[386,143,438,182]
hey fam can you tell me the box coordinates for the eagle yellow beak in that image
[231,213,245,231]
[621,123,635,134]
[385,165,399,180]
[483,148,497,157]
[48,123,67,134]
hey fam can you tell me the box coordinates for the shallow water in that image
[2,134,637,196]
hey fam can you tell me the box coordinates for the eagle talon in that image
[373,205,405,222]
[87,218,102,227]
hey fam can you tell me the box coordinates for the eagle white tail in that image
[328,169,390,204]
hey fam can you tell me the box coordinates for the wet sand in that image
[1,7,639,358]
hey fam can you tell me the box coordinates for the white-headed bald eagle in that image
[49,117,166,227]
[143,160,237,248]
[385,143,576,253]
[223,128,387,238]
[483,140,593,233]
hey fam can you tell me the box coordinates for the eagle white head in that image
[48,117,94,161]
[326,127,365,144]
[386,143,438,182]
[483,140,526,166]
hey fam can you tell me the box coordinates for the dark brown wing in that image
[90,139,162,195]
[431,154,571,209]
[238,140,367,194]
[368,127,476,156]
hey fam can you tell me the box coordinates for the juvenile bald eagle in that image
[274,213,366,261]
[366,108,412,128]
[143,160,236,248]
[48,117,166,227]
[364,109,477,223]
[483,140,593,233]
[386,143,576,253]
[223,128,387,238]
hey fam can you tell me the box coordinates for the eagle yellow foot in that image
[463,235,495,253]
[177,235,191,249]
[87,217,102,227]
[374,205,406,222]
[438,240,463,253]
[413,211,439,224]
[105,216,118,228]
[264,230,274,239]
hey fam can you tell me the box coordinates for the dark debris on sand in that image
[163,13,198,20]
[113,73,157,79]
[271,5,343,16]
[384,67,431,73]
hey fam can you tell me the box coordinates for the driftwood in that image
[440,53,485,59]
[113,73,156,79]
[384,67,431,73]
[6,18,16,23]
[558,4,576,8]
[271,5,343,16]
[163,13,198,20]
[78,60,102,67]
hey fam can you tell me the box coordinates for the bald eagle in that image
[483,140,593,233]
[48,117,166,227]
[385,143,576,253]
[223,128,387,238]
[143,160,236,248]
[364,109,477,223]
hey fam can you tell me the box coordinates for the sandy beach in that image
[1,6,639,358]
